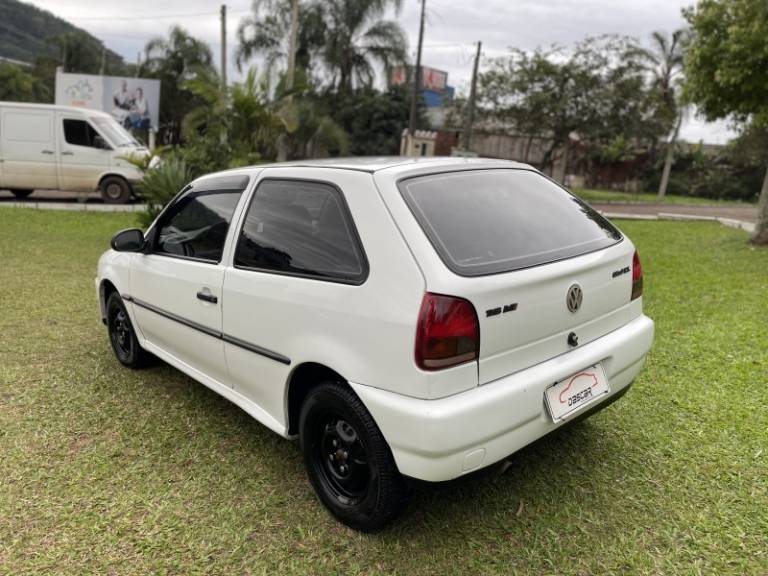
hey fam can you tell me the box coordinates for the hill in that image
[0,0,126,71]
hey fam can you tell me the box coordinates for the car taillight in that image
[415,293,480,370]
[631,250,643,300]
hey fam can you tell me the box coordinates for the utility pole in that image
[220,4,228,145]
[220,4,227,94]
[99,47,106,75]
[277,0,299,161]
[462,41,482,151]
[408,0,426,143]
[286,0,299,92]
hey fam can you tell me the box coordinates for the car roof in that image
[0,101,112,118]
[204,157,532,181]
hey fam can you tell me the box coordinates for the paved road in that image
[0,189,144,212]
[0,189,132,204]
[590,202,757,223]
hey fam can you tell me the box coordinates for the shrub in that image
[135,156,190,228]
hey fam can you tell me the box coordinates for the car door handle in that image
[61,151,74,156]
[196,291,218,304]
[41,150,55,155]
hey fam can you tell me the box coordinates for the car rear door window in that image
[234,179,367,283]
[155,185,244,263]
[400,169,622,276]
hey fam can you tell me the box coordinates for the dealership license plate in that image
[545,364,609,421]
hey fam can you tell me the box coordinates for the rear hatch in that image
[397,168,636,385]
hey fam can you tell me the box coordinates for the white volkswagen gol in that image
[96,157,654,531]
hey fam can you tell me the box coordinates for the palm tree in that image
[235,0,327,77]
[236,0,407,93]
[141,26,214,144]
[643,30,686,200]
[321,0,408,93]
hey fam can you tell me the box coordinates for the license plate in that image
[545,364,609,421]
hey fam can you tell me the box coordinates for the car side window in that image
[63,119,102,148]
[155,190,243,263]
[234,179,367,283]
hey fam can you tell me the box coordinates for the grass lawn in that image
[573,188,755,206]
[1,208,766,575]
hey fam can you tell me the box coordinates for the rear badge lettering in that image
[612,266,631,278]
[486,303,518,318]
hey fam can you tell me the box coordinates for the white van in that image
[0,102,147,203]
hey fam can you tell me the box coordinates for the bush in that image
[135,156,190,227]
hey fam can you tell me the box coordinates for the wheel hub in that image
[111,310,132,355]
[318,417,370,500]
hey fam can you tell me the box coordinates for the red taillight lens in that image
[631,250,643,300]
[415,293,480,370]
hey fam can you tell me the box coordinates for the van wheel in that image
[106,292,150,368]
[299,381,409,532]
[100,176,132,204]
[10,189,32,199]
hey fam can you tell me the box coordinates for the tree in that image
[141,26,215,145]
[684,0,768,244]
[235,0,327,77]
[321,0,407,93]
[0,62,49,102]
[479,36,659,180]
[330,85,420,155]
[642,30,686,200]
[236,0,407,93]
[182,66,346,165]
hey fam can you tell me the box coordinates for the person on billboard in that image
[112,80,133,127]
[128,86,150,130]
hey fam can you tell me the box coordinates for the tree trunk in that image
[750,162,768,245]
[657,112,683,201]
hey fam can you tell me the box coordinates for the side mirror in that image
[111,228,145,252]
[94,135,111,150]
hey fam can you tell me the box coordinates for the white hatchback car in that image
[96,157,654,531]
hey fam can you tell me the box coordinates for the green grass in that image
[573,188,754,206]
[1,208,767,575]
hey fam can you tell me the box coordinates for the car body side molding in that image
[122,294,291,366]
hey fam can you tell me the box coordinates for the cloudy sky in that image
[25,0,736,143]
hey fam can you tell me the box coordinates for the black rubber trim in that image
[128,295,221,338]
[221,333,291,365]
[122,294,291,365]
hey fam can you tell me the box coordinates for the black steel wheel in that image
[106,292,150,368]
[10,189,32,199]
[300,381,409,532]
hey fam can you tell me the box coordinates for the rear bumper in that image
[351,314,654,482]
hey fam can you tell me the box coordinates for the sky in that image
[24,0,737,144]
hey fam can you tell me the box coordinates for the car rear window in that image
[399,169,622,276]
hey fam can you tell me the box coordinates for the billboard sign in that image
[56,72,161,132]
[390,66,449,94]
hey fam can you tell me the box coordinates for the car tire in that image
[100,176,132,204]
[106,292,150,368]
[10,189,32,199]
[299,381,409,532]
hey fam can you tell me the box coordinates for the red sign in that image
[391,66,448,93]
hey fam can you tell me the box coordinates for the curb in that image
[0,201,145,213]
[601,211,756,234]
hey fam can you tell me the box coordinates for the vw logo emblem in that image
[566,284,583,313]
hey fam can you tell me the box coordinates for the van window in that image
[63,119,103,148]
[400,169,622,276]
[234,180,367,283]
[3,112,51,143]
